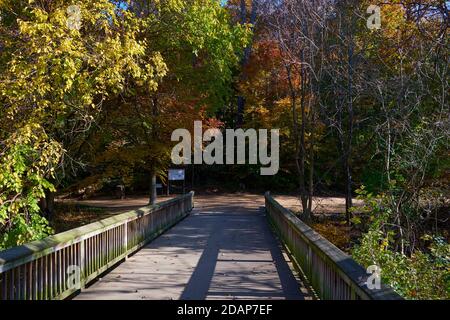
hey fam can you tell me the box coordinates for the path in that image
[75,195,311,300]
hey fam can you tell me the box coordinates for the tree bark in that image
[149,172,157,205]
[344,11,355,223]
[39,191,55,221]
[236,0,258,127]
[149,95,158,205]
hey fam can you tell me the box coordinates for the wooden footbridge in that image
[0,192,401,300]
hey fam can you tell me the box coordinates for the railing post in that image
[124,222,129,260]
[80,240,85,290]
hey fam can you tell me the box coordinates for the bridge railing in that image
[0,192,194,300]
[265,192,402,300]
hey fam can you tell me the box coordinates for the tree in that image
[74,0,252,204]
[0,0,162,248]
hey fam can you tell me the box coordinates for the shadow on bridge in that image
[75,195,310,300]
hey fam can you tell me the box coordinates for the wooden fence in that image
[0,192,194,300]
[265,192,402,300]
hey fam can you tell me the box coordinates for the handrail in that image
[265,192,402,300]
[0,192,194,300]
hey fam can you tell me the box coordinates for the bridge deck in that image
[75,195,311,300]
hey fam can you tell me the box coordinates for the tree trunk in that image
[39,191,55,221]
[149,95,158,205]
[307,106,315,215]
[236,96,245,127]
[236,0,257,127]
[299,49,312,221]
[345,12,355,223]
[344,156,353,222]
[149,172,157,205]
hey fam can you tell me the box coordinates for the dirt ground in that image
[58,193,360,216]
[57,194,177,214]
[274,195,363,215]
[52,195,177,233]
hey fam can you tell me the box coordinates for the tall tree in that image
[0,0,164,248]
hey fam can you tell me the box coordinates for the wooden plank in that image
[49,253,54,299]
[1,271,8,300]
[80,240,85,289]
[9,268,15,299]
[43,255,48,300]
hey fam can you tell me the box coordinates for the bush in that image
[352,187,450,299]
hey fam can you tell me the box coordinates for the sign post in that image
[168,169,185,195]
